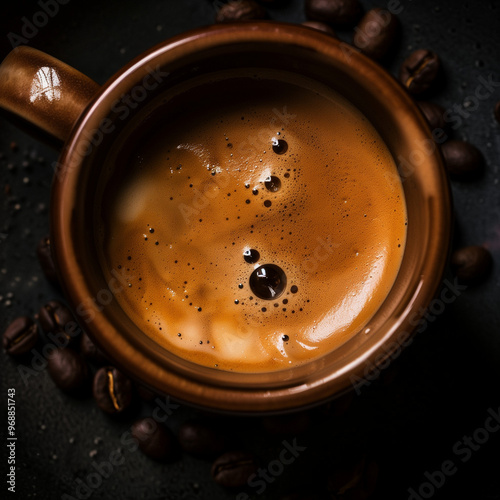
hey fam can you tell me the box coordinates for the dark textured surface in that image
[1,0,499,499]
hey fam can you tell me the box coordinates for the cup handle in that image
[0,46,100,142]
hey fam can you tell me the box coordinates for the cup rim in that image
[50,21,452,413]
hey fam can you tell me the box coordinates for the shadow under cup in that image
[51,24,452,413]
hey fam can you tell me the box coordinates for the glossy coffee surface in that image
[96,70,407,372]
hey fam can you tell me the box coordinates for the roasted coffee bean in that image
[327,455,379,499]
[494,101,500,123]
[352,8,399,61]
[211,451,259,488]
[215,0,267,23]
[47,348,89,393]
[302,21,337,36]
[451,246,493,285]
[131,417,177,460]
[36,235,59,288]
[399,49,440,94]
[178,420,227,458]
[93,366,133,414]
[3,316,39,356]
[38,300,80,346]
[38,300,74,332]
[440,140,484,178]
[417,101,448,143]
[80,332,108,365]
[305,0,361,26]
[417,101,447,131]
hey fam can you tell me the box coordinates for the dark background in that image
[1,0,499,499]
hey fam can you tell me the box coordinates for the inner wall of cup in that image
[72,42,431,386]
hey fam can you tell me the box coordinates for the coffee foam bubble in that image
[96,70,407,372]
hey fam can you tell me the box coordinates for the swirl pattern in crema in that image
[95,70,407,372]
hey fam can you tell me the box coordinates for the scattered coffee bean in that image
[178,420,227,458]
[305,0,361,26]
[440,140,484,178]
[211,451,259,488]
[131,417,177,460]
[47,348,89,393]
[80,332,108,365]
[399,49,440,94]
[38,300,74,332]
[215,0,267,23]
[353,8,399,61]
[417,101,447,132]
[494,101,500,123]
[36,235,59,288]
[93,367,133,414]
[451,246,493,285]
[302,21,337,36]
[3,316,39,356]
[38,300,80,346]
[327,455,379,499]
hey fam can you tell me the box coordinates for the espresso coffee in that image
[95,70,407,372]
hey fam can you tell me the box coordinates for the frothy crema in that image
[95,70,407,372]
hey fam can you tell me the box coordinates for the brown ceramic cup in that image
[0,23,452,413]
